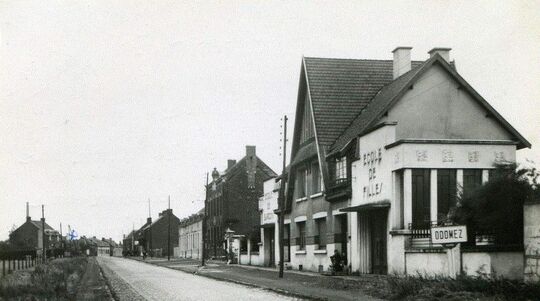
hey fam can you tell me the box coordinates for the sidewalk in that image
[129,257,385,301]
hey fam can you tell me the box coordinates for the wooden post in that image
[278,115,288,278]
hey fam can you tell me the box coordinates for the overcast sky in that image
[1,1,539,241]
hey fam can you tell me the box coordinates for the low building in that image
[175,209,204,259]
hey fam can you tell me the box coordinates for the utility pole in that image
[201,172,208,266]
[278,115,288,278]
[42,205,46,262]
[167,195,171,261]
[148,198,152,257]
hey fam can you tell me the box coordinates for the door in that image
[338,215,348,264]
[268,227,275,266]
[370,210,387,274]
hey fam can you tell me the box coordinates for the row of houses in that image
[8,203,123,257]
[125,46,532,279]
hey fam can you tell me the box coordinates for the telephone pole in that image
[167,195,171,261]
[201,172,209,266]
[278,115,288,278]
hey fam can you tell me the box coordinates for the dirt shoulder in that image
[76,257,113,301]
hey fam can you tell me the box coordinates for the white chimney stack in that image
[392,47,413,79]
[428,47,451,63]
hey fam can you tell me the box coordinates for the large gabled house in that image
[205,145,277,259]
[9,203,61,251]
[282,47,530,276]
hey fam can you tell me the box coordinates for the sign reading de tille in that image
[431,225,468,244]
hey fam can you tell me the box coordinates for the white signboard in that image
[431,225,468,244]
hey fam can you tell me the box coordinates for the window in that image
[312,162,322,194]
[297,168,307,198]
[300,94,314,143]
[315,218,327,249]
[335,157,347,183]
[296,222,306,250]
[463,169,483,195]
[411,169,431,228]
[437,169,457,222]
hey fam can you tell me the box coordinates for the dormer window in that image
[335,156,347,183]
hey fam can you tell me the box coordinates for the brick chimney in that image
[227,159,236,170]
[246,145,257,189]
[26,202,31,222]
[392,46,412,79]
[428,47,451,63]
[147,217,152,224]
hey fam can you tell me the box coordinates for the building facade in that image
[205,145,277,259]
[9,204,61,251]
[257,177,281,266]
[176,209,203,259]
[283,47,530,275]
[141,209,180,257]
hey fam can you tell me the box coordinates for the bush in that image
[450,163,539,245]
[386,274,540,301]
[0,257,88,300]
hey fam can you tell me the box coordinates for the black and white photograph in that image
[1,1,539,300]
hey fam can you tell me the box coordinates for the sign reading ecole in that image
[431,225,468,244]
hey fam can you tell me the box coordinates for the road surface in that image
[97,256,301,301]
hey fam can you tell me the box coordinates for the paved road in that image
[97,256,301,301]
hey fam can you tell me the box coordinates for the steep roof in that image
[30,220,54,231]
[329,54,531,153]
[208,155,278,187]
[304,57,423,149]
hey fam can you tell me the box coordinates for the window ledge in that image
[295,250,306,255]
[313,249,327,254]
[310,192,323,198]
[295,197,307,202]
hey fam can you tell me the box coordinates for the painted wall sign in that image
[362,147,384,198]
[431,225,467,244]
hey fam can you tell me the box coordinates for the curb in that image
[127,257,326,300]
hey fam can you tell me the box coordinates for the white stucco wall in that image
[405,252,448,276]
[462,252,523,280]
[385,64,514,142]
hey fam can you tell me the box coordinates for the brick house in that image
[282,47,530,275]
[205,145,277,259]
[141,209,180,257]
[9,204,61,251]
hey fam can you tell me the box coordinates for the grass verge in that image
[384,274,540,301]
[0,257,88,300]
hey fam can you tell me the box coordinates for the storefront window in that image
[437,169,457,222]
[411,169,431,228]
[463,169,483,195]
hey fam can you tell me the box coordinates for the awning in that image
[259,223,276,229]
[290,142,317,167]
[339,200,391,212]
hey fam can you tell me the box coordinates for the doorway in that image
[370,210,387,274]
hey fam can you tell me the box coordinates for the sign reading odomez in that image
[431,225,468,244]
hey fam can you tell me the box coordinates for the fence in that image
[0,248,67,277]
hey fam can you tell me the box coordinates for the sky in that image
[1,1,539,241]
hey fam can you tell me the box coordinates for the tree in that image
[450,162,539,246]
